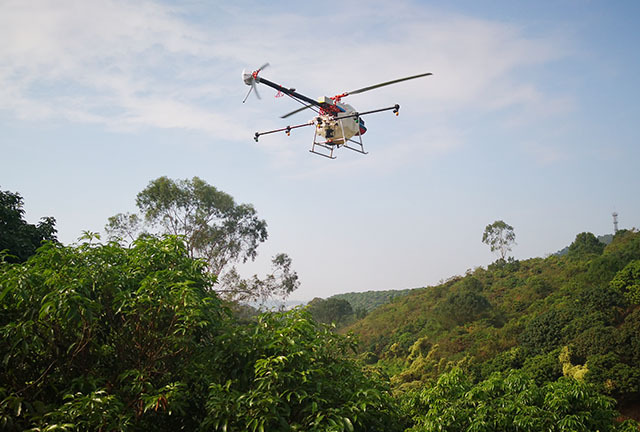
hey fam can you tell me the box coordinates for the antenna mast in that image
[612,212,619,234]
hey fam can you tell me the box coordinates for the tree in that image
[436,288,491,326]
[0,235,225,430]
[106,177,298,302]
[217,253,299,305]
[404,367,637,432]
[482,220,516,260]
[0,188,57,263]
[587,229,640,284]
[610,260,640,304]
[520,308,573,354]
[307,297,354,326]
[107,176,267,274]
[104,212,143,243]
[568,232,605,259]
[0,240,402,431]
[205,308,403,432]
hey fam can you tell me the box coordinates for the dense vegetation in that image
[106,176,299,305]
[306,290,415,328]
[0,189,57,263]
[0,236,399,431]
[345,229,640,424]
[307,297,357,327]
[331,289,414,314]
[2,187,639,431]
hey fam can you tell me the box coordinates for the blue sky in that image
[2,0,639,301]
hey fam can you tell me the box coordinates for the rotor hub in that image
[242,69,255,86]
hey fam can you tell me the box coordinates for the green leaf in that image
[0,284,12,302]
[38,301,55,319]
[343,417,354,432]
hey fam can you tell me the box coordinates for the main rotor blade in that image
[347,72,433,95]
[281,104,314,119]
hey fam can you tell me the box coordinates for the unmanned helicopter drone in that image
[242,63,432,159]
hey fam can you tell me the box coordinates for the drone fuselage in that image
[244,65,431,158]
[315,101,367,145]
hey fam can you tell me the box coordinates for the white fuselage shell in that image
[315,102,359,145]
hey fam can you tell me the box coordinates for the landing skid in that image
[342,133,368,155]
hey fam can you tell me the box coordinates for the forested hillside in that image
[346,230,640,420]
[331,289,414,313]
[3,187,640,431]
[306,289,414,328]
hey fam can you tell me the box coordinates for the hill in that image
[554,233,614,256]
[345,229,640,418]
[330,288,414,313]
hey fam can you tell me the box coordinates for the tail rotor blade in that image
[347,72,432,96]
[258,62,270,72]
[242,85,254,103]
[253,82,261,100]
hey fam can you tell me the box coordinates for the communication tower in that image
[612,212,619,234]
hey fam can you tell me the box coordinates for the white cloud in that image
[0,0,573,161]
[0,0,240,132]
[221,2,574,168]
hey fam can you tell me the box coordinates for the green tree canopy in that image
[108,176,268,274]
[106,177,298,303]
[482,220,516,260]
[307,297,354,326]
[436,287,492,326]
[0,188,57,263]
[218,253,300,304]
[0,238,399,431]
[568,232,606,259]
[404,368,635,432]
[610,260,640,304]
[206,308,402,432]
[0,235,224,430]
